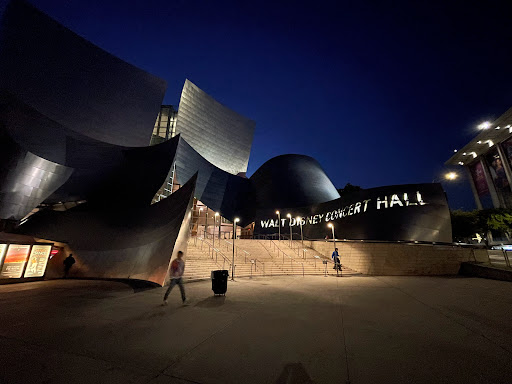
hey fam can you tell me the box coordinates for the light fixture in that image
[462,152,467,156]
[445,172,458,180]
[453,149,457,153]
[458,162,464,165]
[477,140,482,144]
[471,152,477,158]
[488,140,494,147]
[478,121,491,130]
[495,126,501,130]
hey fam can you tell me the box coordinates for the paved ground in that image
[0,275,511,384]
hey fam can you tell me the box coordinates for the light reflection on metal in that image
[175,79,255,175]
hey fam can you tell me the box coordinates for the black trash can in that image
[211,270,229,295]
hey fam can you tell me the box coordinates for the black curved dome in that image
[249,154,340,209]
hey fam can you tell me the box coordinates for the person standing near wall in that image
[63,253,75,278]
[163,251,187,305]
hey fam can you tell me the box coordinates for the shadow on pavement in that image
[194,296,227,308]
[60,277,160,293]
[275,362,314,384]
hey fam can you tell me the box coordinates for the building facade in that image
[446,106,512,210]
[150,105,178,145]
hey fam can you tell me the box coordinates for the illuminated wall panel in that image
[24,244,51,278]
[0,244,30,278]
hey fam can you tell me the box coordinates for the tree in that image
[478,209,512,234]
[451,208,512,243]
[451,210,478,242]
[337,183,362,196]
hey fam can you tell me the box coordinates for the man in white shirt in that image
[163,251,187,305]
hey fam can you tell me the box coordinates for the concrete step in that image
[459,262,512,282]
[187,237,358,277]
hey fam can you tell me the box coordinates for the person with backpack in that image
[331,248,341,271]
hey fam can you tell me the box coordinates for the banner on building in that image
[469,161,489,197]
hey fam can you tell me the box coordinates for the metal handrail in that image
[191,236,339,277]
[193,236,232,270]
[209,238,267,275]
[223,240,253,262]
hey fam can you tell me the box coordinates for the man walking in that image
[163,251,187,305]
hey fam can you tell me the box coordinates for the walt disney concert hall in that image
[0,0,460,285]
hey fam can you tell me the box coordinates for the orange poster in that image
[0,244,31,278]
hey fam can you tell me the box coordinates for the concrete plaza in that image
[0,275,511,384]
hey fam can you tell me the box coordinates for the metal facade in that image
[175,79,255,175]
[17,175,197,286]
[249,154,341,209]
[174,136,252,222]
[0,0,166,147]
[0,125,73,220]
[254,183,452,243]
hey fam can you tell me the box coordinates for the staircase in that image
[233,239,359,277]
[185,237,359,280]
[184,239,224,281]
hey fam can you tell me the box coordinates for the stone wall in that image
[304,240,478,275]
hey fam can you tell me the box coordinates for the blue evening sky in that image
[28,0,512,210]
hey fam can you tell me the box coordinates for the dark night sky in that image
[27,0,512,210]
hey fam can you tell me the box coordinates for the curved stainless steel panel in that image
[175,80,255,175]
[0,0,166,147]
[250,154,341,209]
[0,91,179,211]
[175,136,252,221]
[0,124,73,220]
[47,135,179,208]
[17,174,197,286]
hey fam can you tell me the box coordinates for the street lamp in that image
[232,218,240,281]
[327,222,336,250]
[287,213,292,247]
[215,212,220,244]
[444,172,458,181]
[432,172,459,183]
[199,207,203,239]
[276,210,281,241]
[204,208,208,239]
[296,216,304,258]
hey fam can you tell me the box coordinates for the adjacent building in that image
[446,106,512,210]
